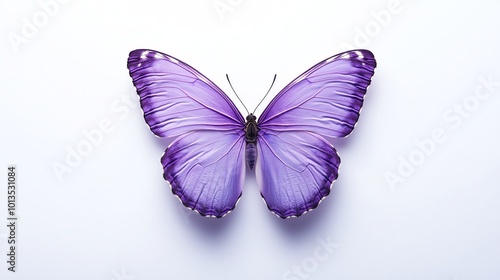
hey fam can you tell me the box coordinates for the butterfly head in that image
[246,113,257,122]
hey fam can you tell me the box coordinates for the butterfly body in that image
[127,49,376,218]
[245,113,258,169]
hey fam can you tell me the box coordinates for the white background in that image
[1,0,500,279]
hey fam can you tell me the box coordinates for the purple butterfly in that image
[127,49,376,219]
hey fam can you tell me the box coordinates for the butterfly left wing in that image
[256,50,376,218]
[127,49,245,138]
[163,130,246,217]
[127,49,246,217]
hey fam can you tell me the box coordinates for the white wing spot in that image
[169,57,179,64]
[154,52,164,59]
[340,53,351,59]
[354,50,364,59]
[140,50,149,59]
[326,57,335,63]
[137,63,141,67]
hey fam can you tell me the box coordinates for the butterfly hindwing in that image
[163,130,246,217]
[256,131,340,218]
[257,50,376,218]
[127,49,246,217]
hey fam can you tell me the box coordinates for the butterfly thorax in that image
[245,114,258,143]
[245,114,258,170]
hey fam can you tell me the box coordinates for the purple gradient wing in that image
[127,49,246,217]
[256,50,376,218]
[163,130,246,217]
[256,131,340,218]
[259,49,376,138]
[127,49,245,138]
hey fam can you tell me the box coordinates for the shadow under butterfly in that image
[127,49,376,219]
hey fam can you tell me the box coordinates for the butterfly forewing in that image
[259,50,376,138]
[127,49,245,138]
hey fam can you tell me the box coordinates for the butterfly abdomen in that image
[246,142,257,170]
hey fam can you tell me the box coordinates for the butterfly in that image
[127,49,376,219]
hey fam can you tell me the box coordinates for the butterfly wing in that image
[128,49,245,138]
[256,131,340,218]
[256,50,376,218]
[259,50,376,137]
[128,49,246,217]
[163,130,246,217]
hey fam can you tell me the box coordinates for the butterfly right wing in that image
[127,49,246,217]
[256,50,376,218]
[256,130,340,218]
[259,50,376,137]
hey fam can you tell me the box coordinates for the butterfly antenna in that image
[226,74,250,115]
[252,74,277,114]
